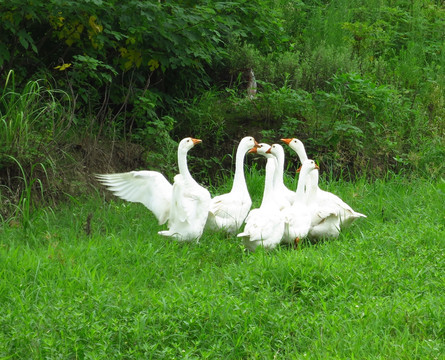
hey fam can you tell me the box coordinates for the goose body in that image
[97,137,210,242]
[281,159,317,245]
[206,136,258,234]
[238,144,284,251]
[305,166,342,238]
[282,138,366,231]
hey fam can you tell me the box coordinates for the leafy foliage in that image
[0,0,285,99]
[0,0,444,204]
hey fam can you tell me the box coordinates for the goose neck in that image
[306,170,319,198]
[294,143,308,163]
[275,154,285,187]
[296,168,310,204]
[232,145,248,191]
[178,149,192,180]
[261,158,276,207]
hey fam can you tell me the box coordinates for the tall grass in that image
[0,175,443,358]
[4,156,50,229]
[0,70,72,225]
[0,70,71,163]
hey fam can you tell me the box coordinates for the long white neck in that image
[231,144,248,192]
[306,169,319,199]
[274,150,285,189]
[294,143,308,163]
[178,149,192,180]
[295,167,310,205]
[261,158,276,208]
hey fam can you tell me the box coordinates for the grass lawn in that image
[1,174,444,359]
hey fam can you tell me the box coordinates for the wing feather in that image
[97,170,172,224]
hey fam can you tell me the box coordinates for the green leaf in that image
[17,30,29,50]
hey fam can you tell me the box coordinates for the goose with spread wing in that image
[281,138,366,230]
[206,136,259,234]
[237,143,285,251]
[97,137,211,242]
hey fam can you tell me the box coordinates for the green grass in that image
[0,175,444,359]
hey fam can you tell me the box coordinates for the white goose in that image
[97,137,211,242]
[303,163,342,238]
[268,143,298,209]
[281,159,318,246]
[281,138,366,230]
[206,136,259,234]
[237,144,285,251]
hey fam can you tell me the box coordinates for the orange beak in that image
[266,147,272,154]
[281,138,292,145]
[296,165,302,173]
[254,140,260,148]
[248,147,258,154]
[191,138,202,145]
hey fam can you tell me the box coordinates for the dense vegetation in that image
[1,1,444,211]
[1,2,444,358]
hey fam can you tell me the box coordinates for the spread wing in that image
[96,170,172,225]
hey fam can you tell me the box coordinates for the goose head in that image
[249,143,272,157]
[297,159,319,173]
[267,143,285,162]
[179,137,202,153]
[239,136,259,153]
[281,138,308,162]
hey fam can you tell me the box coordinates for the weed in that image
[5,156,50,229]
[0,70,73,222]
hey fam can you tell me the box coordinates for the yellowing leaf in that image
[54,63,72,71]
[89,16,103,34]
[148,59,159,71]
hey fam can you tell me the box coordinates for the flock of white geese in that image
[97,136,366,251]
